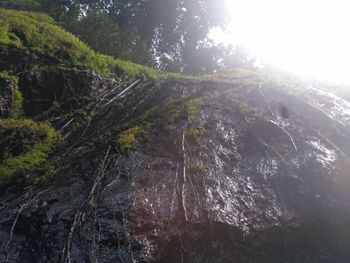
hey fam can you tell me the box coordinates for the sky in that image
[211,0,350,84]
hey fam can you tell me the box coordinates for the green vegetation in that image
[0,0,41,10]
[115,126,144,152]
[65,11,155,67]
[0,8,264,83]
[0,118,60,180]
[0,19,22,47]
[0,3,303,189]
[0,8,105,70]
[13,88,23,116]
[139,89,216,135]
[0,71,18,81]
[185,94,211,120]
[2,0,238,74]
[0,71,23,117]
[0,71,11,78]
[188,127,209,137]
[0,8,164,79]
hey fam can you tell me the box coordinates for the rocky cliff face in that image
[1,8,350,263]
[1,74,350,263]
[0,76,15,117]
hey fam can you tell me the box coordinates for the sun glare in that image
[217,0,350,83]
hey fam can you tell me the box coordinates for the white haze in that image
[211,0,350,84]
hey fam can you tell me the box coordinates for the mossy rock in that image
[0,72,23,117]
[0,122,45,160]
[0,118,60,181]
[115,126,145,152]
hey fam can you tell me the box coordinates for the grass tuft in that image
[115,126,144,152]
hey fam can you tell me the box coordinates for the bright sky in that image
[212,0,350,84]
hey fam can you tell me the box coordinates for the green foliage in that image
[188,127,209,137]
[0,19,22,47]
[67,11,155,67]
[115,126,144,152]
[0,0,41,10]
[0,71,10,78]
[0,71,23,117]
[0,118,60,180]
[140,88,216,135]
[0,8,262,82]
[0,8,235,82]
[0,119,44,159]
[0,8,108,69]
[185,95,210,120]
[4,0,238,73]
[0,8,172,80]
[106,56,163,80]
[0,71,19,84]
[13,88,23,117]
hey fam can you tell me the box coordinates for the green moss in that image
[115,126,144,152]
[0,19,22,47]
[185,95,208,120]
[0,71,23,117]
[0,118,60,180]
[170,92,210,121]
[0,71,10,78]
[0,71,17,81]
[0,8,103,68]
[139,89,216,135]
[188,127,209,137]
[13,88,23,117]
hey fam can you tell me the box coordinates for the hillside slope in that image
[1,9,350,263]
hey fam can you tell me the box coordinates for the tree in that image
[67,11,155,66]
[37,0,231,73]
[1,0,255,74]
[0,0,42,10]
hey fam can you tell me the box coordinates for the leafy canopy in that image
[0,0,255,74]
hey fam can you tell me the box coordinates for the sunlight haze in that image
[215,0,350,83]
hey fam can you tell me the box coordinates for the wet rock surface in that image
[1,76,350,263]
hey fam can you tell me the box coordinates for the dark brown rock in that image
[0,76,15,117]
